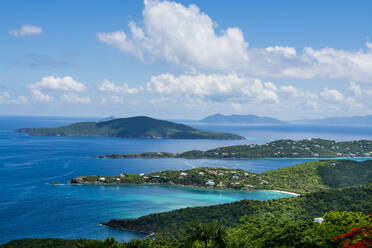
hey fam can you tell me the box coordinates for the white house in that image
[205,180,215,186]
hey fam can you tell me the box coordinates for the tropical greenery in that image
[102,184,372,239]
[18,116,244,140]
[71,160,372,194]
[102,138,372,159]
[2,211,371,248]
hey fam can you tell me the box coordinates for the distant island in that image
[97,138,372,159]
[70,160,372,194]
[200,113,283,124]
[18,116,244,140]
[291,114,372,126]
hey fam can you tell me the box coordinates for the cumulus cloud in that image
[0,91,10,103]
[31,89,53,103]
[320,88,344,102]
[348,81,362,97]
[10,95,29,104]
[146,73,279,103]
[9,25,43,37]
[98,80,142,94]
[60,93,91,104]
[29,76,86,91]
[97,0,372,82]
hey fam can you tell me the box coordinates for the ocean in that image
[1,116,372,244]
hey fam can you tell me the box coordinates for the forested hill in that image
[18,116,244,140]
[71,160,372,194]
[100,138,372,159]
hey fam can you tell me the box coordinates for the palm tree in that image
[183,221,226,248]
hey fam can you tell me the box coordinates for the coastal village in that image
[71,167,272,191]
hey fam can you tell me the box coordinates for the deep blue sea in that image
[1,116,372,244]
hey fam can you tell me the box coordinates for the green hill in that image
[102,184,372,239]
[18,116,244,140]
[102,138,372,159]
[71,160,372,194]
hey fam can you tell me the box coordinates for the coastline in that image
[69,181,299,196]
[268,190,300,196]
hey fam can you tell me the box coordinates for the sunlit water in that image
[1,116,371,244]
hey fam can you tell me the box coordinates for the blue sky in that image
[1,0,372,119]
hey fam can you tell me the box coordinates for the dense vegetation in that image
[101,138,372,159]
[71,160,372,194]
[103,184,372,239]
[18,116,244,140]
[3,211,371,248]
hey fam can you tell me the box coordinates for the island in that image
[200,113,283,124]
[18,116,244,140]
[69,160,372,239]
[97,138,372,159]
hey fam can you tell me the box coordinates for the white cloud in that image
[110,95,125,104]
[60,93,91,104]
[29,76,86,91]
[98,0,249,70]
[10,95,29,104]
[9,25,43,37]
[31,89,53,103]
[0,91,10,103]
[147,73,279,103]
[98,0,372,82]
[98,80,142,94]
[320,88,344,102]
[348,81,362,97]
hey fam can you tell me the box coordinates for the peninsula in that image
[98,138,372,159]
[70,160,372,194]
[70,160,372,238]
[18,116,244,140]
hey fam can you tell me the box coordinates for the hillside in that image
[102,184,372,238]
[200,113,283,124]
[100,138,372,159]
[70,160,372,194]
[18,116,244,140]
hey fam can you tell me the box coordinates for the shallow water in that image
[0,116,371,244]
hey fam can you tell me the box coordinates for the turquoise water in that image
[1,116,372,244]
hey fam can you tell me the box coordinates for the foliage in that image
[332,213,372,248]
[105,139,372,159]
[103,184,372,239]
[183,221,226,248]
[74,160,372,194]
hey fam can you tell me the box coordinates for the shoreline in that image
[69,181,300,196]
[98,155,372,160]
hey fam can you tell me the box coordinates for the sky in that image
[1,0,372,120]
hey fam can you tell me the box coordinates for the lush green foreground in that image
[103,184,372,238]
[3,210,371,247]
[71,160,372,194]
[101,139,372,159]
[18,116,244,140]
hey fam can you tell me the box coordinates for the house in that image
[205,180,215,186]
[98,177,106,182]
[232,175,239,179]
[314,217,324,224]
[116,178,121,181]
[180,172,188,176]
[208,170,217,175]
[198,172,204,176]
[139,173,145,177]
[119,173,126,177]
